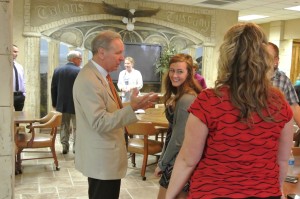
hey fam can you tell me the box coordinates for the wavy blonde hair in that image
[215,22,280,122]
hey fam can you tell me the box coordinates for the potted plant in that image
[155,47,177,74]
[155,47,177,93]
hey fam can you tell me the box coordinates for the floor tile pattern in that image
[15,135,160,199]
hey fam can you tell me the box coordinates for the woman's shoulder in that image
[196,88,215,98]
[270,86,287,103]
[195,87,230,104]
[177,93,197,107]
[180,93,197,101]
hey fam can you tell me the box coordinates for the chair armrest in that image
[32,123,49,128]
[15,126,25,134]
[31,114,58,128]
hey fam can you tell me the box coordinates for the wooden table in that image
[14,111,36,124]
[284,181,300,196]
[136,108,168,127]
[14,111,36,174]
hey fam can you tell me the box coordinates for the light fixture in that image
[285,5,300,11]
[122,17,136,31]
[122,17,128,24]
[238,15,269,21]
[126,23,134,31]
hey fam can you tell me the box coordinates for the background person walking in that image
[51,50,82,154]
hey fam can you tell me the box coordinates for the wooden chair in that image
[294,129,300,147]
[15,111,62,173]
[126,122,164,180]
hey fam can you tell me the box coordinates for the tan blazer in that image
[73,61,138,180]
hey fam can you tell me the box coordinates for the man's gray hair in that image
[91,30,122,55]
[67,50,82,61]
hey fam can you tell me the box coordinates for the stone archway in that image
[43,20,204,50]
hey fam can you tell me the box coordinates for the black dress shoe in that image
[62,145,69,154]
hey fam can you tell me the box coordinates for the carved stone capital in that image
[23,31,42,37]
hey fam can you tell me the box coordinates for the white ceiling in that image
[145,0,300,24]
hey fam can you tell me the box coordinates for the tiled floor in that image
[14,136,160,199]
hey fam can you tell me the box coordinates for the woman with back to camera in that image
[117,57,143,102]
[154,53,202,199]
[166,22,294,199]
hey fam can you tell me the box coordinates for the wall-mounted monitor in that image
[110,43,162,84]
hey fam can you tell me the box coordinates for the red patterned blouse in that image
[188,87,292,199]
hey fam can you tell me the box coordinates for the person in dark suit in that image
[12,45,26,111]
[51,50,82,154]
[73,30,158,199]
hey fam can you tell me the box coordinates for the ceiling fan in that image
[102,1,160,31]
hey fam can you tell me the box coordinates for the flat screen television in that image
[110,43,162,83]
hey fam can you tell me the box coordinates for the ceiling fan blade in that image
[102,1,129,17]
[134,8,160,17]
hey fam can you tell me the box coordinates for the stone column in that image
[269,21,284,45]
[202,44,215,88]
[82,49,90,66]
[23,32,41,118]
[187,46,197,60]
[0,0,14,198]
[47,40,60,112]
[269,21,293,77]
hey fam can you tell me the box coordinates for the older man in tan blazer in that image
[73,30,157,199]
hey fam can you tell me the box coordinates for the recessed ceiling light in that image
[238,15,269,21]
[285,5,300,11]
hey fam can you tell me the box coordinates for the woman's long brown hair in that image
[163,53,202,106]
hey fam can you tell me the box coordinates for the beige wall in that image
[260,20,300,78]
[0,0,14,198]
[259,23,270,36]
[284,19,300,40]
[212,9,239,83]
[13,0,25,65]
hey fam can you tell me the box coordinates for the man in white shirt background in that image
[12,45,26,111]
[117,57,143,102]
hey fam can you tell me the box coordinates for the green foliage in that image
[155,47,177,74]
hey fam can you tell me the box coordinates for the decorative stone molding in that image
[50,28,83,47]
[23,31,42,37]
[24,0,215,43]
